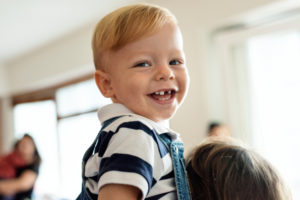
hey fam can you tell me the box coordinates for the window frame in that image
[212,12,300,142]
[11,73,104,198]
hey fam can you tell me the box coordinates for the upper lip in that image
[148,87,178,95]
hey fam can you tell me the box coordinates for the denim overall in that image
[76,117,191,200]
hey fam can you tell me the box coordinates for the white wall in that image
[0,98,14,153]
[1,0,285,153]
[0,66,13,153]
[5,25,95,95]
[0,65,8,97]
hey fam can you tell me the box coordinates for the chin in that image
[156,113,175,122]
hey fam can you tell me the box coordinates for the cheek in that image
[112,78,137,100]
[176,71,189,104]
[178,71,189,92]
[23,141,35,153]
[24,145,34,154]
[183,68,190,85]
[121,77,143,91]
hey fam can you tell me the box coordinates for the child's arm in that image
[98,184,141,200]
[0,170,37,196]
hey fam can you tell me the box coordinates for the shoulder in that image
[99,115,164,147]
[99,115,159,151]
[98,115,169,159]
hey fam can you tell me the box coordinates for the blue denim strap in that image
[159,134,191,200]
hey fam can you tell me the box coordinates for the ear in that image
[94,70,114,98]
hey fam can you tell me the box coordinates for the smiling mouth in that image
[149,89,176,101]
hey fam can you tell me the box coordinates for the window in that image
[247,31,300,199]
[213,13,300,199]
[14,101,59,196]
[13,78,111,199]
[55,79,110,198]
[57,113,100,198]
[56,79,109,117]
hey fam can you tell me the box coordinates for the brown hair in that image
[186,137,291,200]
[92,3,177,70]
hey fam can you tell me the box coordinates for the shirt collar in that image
[97,103,172,132]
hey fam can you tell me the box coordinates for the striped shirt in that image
[84,103,181,199]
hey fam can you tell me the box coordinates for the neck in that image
[23,154,34,164]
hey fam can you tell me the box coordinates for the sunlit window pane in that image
[14,101,60,198]
[247,31,300,199]
[13,78,110,199]
[57,112,100,199]
[56,79,111,117]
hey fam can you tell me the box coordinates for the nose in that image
[155,63,175,81]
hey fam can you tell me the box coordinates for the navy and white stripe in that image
[83,103,181,199]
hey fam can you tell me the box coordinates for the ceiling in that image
[0,0,138,65]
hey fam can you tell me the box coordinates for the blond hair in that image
[92,4,177,70]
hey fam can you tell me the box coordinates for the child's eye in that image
[135,62,150,67]
[169,60,181,65]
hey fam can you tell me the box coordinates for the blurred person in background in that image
[0,134,41,200]
[207,121,231,137]
[0,142,26,181]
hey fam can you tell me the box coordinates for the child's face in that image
[100,23,189,122]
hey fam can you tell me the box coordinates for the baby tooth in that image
[159,91,164,95]
[168,91,172,94]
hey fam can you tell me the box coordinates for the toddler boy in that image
[78,3,190,200]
